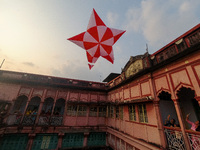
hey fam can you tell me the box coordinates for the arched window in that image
[7,96,28,125]
[50,99,65,126]
[22,96,41,126]
[177,87,199,125]
[53,98,65,115]
[158,91,178,126]
[11,95,28,114]
[38,97,54,126]
[41,97,54,115]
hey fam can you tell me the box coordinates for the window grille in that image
[116,106,119,119]
[109,106,114,118]
[89,106,97,117]
[129,105,136,121]
[138,104,148,123]
[67,105,77,116]
[119,106,123,120]
[77,105,87,116]
[98,106,106,117]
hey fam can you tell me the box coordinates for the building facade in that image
[0,23,200,150]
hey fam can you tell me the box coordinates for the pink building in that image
[0,23,200,150]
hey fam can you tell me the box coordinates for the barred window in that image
[116,106,119,119]
[115,106,123,120]
[77,105,87,116]
[89,106,97,117]
[98,106,106,117]
[108,105,114,118]
[67,105,77,116]
[138,104,148,123]
[128,105,136,121]
[119,106,123,120]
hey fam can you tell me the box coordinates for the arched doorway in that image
[159,91,186,149]
[22,96,41,126]
[7,95,28,125]
[11,95,28,114]
[158,91,179,126]
[53,98,65,115]
[51,98,65,125]
[38,97,54,125]
[176,87,198,128]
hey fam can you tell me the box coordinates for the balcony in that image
[164,127,200,150]
[7,113,63,126]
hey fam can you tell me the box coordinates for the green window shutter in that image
[48,134,58,149]
[0,134,28,150]
[62,133,84,148]
[31,134,58,150]
[87,132,106,146]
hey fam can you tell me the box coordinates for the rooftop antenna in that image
[0,59,5,69]
[146,43,149,53]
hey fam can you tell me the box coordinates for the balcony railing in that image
[164,128,185,150]
[22,114,37,126]
[38,115,63,126]
[6,113,63,126]
[164,127,200,150]
[186,130,200,150]
[7,114,23,125]
[50,115,63,126]
[38,115,50,126]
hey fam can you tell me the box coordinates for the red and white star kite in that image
[68,9,125,69]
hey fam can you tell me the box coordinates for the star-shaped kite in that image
[68,9,125,69]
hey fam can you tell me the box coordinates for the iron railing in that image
[164,127,200,150]
[186,130,200,150]
[164,128,185,150]
[6,114,63,126]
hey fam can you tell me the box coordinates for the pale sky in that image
[0,0,200,82]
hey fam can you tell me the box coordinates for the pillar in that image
[35,89,47,125]
[173,99,191,150]
[20,88,34,124]
[153,101,167,149]
[26,133,35,150]
[149,74,167,149]
[51,91,59,116]
[83,132,89,147]
[57,133,64,149]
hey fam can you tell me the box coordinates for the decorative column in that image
[63,90,70,125]
[173,99,191,150]
[153,101,167,149]
[35,89,47,125]
[20,88,34,124]
[149,74,167,149]
[51,90,59,116]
